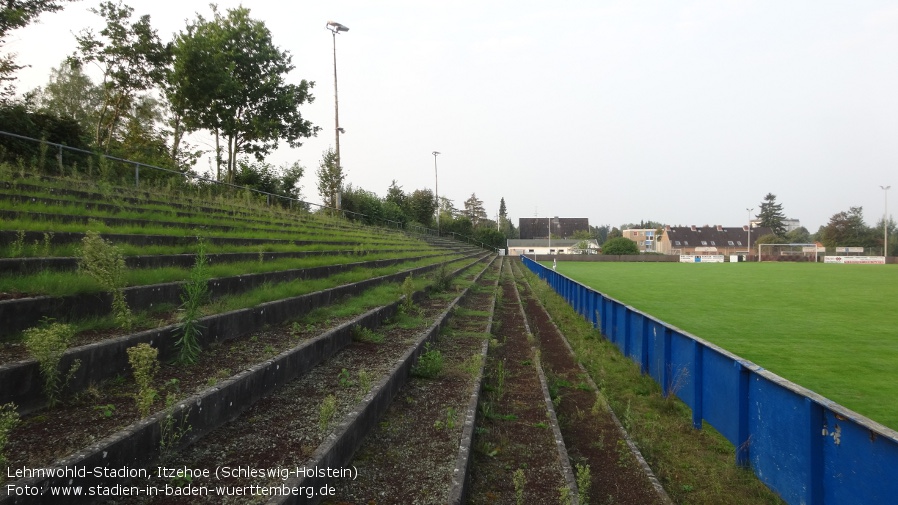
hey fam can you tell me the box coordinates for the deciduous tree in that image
[72,1,170,153]
[32,60,101,134]
[316,148,344,210]
[170,5,317,182]
[0,0,75,97]
[463,193,487,227]
[408,189,437,227]
[821,207,875,248]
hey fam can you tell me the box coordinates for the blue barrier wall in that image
[522,256,898,505]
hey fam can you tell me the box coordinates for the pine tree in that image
[463,193,487,227]
[757,193,787,237]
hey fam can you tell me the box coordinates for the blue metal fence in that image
[522,256,898,505]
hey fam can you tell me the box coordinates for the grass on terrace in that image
[549,261,898,430]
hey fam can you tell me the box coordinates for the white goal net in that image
[757,243,820,262]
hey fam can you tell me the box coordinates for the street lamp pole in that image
[881,185,891,257]
[432,151,440,234]
[746,207,754,261]
[326,21,348,210]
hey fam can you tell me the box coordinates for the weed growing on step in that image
[445,407,457,430]
[319,395,337,433]
[411,343,444,379]
[558,486,572,505]
[461,353,483,376]
[175,239,209,364]
[159,396,192,461]
[127,343,159,417]
[338,368,353,388]
[357,368,372,396]
[576,463,591,505]
[24,320,81,407]
[431,262,453,292]
[39,232,54,257]
[11,230,25,257]
[615,439,632,469]
[0,403,20,483]
[352,325,384,344]
[513,468,526,505]
[400,274,416,314]
[79,230,132,329]
[94,404,116,418]
[494,359,508,400]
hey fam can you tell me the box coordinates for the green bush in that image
[127,343,159,417]
[600,237,640,255]
[411,343,444,379]
[24,321,81,407]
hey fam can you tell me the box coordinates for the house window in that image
[674,241,681,246]
[736,241,742,246]
[528,249,534,253]
[710,241,716,246]
[646,231,654,237]
[701,241,708,246]
[684,241,689,246]
[728,241,734,246]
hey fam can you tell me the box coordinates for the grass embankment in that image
[523,267,784,505]
[551,261,898,430]
[0,250,443,297]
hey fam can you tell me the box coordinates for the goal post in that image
[757,243,820,262]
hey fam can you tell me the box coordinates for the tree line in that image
[0,1,516,249]
[592,194,896,255]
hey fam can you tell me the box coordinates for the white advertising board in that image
[824,256,885,264]
[680,255,725,263]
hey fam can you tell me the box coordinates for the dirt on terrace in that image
[467,269,568,504]
[515,262,668,505]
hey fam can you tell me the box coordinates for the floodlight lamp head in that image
[326,21,349,33]
[432,151,440,156]
[337,127,345,134]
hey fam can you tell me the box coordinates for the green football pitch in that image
[546,261,898,431]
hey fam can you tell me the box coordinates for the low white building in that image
[506,239,599,256]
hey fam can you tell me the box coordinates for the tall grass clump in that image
[0,403,19,483]
[24,321,81,407]
[175,240,210,364]
[79,230,132,329]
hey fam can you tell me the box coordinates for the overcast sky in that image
[6,1,898,231]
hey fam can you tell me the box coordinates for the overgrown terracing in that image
[1,171,785,504]
[0,173,486,498]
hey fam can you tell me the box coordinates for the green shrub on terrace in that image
[78,230,132,329]
[400,274,416,314]
[127,343,159,416]
[411,343,444,379]
[24,321,81,407]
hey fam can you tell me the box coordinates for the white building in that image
[506,239,599,256]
